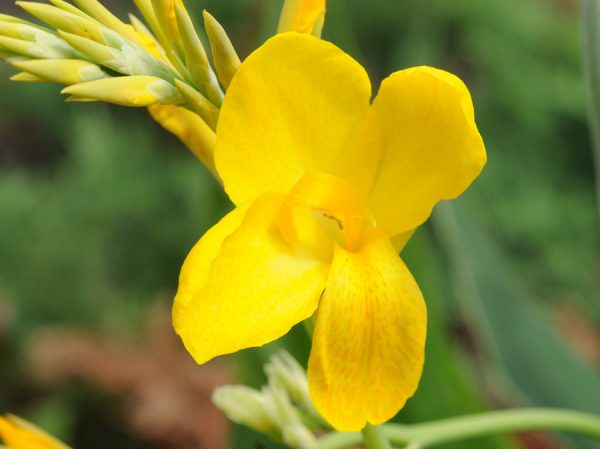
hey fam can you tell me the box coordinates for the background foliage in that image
[0,0,598,448]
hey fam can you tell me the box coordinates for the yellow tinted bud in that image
[62,75,183,107]
[202,10,240,89]
[12,59,107,85]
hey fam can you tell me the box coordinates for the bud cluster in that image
[0,0,240,131]
[213,351,331,449]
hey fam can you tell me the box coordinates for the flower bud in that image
[202,10,240,89]
[212,385,276,435]
[62,75,183,107]
[282,423,318,449]
[266,351,326,426]
[11,59,107,85]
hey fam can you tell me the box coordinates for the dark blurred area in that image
[0,0,598,449]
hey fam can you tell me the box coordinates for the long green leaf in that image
[433,202,600,449]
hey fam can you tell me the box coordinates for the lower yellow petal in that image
[308,234,427,431]
[175,194,329,364]
[173,202,250,331]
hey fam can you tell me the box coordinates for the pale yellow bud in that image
[71,0,146,47]
[62,75,183,107]
[17,2,103,43]
[10,71,45,82]
[58,31,117,67]
[212,385,277,435]
[11,59,107,85]
[174,79,219,130]
[173,2,222,106]
[202,10,240,89]
[147,104,218,177]
[282,423,318,449]
[0,35,39,58]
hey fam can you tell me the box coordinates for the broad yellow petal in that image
[173,202,250,331]
[175,194,329,364]
[308,234,427,431]
[336,66,486,237]
[0,415,70,449]
[278,0,326,36]
[215,33,371,206]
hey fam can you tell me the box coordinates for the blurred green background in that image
[0,0,599,448]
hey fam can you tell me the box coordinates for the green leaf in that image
[433,202,600,449]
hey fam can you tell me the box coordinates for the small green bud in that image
[175,79,219,130]
[282,423,318,449]
[202,10,240,89]
[266,351,326,427]
[212,385,276,435]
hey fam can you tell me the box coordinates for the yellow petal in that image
[278,0,326,37]
[336,66,486,237]
[215,33,371,206]
[308,234,427,431]
[148,104,217,177]
[0,415,70,449]
[172,201,249,330]
[175,194,329,364]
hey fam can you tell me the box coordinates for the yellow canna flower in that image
[0,415,70,449]
[173,33,486,431]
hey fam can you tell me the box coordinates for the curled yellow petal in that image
[278,0,326,37]
[0,415,70,449]
[308,234,427,431]
[175,194,328,364]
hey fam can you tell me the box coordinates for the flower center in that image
[278,172,375,253]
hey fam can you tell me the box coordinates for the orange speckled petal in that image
[308,234,427,431]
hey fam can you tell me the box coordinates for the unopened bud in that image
[282,423,318,449]
[17,2,104,43]
[266,351,325,426]
[202,10,240,89]
[212,385,276,435]
[12,59,107,85]
[62,75,183,107]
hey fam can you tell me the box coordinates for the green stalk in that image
[362,424,391,449]
[316,409,600,449]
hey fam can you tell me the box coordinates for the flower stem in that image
[362,424,391,449]
[388,409,600,447]
[316,409,600,449]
